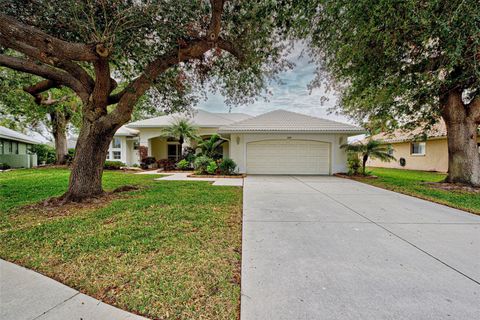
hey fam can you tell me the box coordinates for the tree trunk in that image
[62,120,116,202]
[50,110,68,165]
[362,154,368,175]
[441,91,480,186]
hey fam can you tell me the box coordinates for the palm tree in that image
[162,118,199,147]
[341,139,396,175]
[197,134,226,159]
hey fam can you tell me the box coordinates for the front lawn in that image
[0,168,242,319]
[356,167,480,214]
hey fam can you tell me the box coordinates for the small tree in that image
[341,140,395,175]
[161,118,198,148]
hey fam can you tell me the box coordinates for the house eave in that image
[217,129,366,135]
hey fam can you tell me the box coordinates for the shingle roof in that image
[0,126,41,144]
[218,109,365,134]
[127,109,252,128]
[366,120,450,144]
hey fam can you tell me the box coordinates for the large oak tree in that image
[306,0,480,186]
[0,0,304,201]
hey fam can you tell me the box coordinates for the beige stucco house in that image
[108,109,364,175]
[366,120,480,172]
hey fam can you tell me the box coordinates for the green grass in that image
[0,168,242,319]
[357,167,480,214]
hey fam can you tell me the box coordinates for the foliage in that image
[182,147,196,164]
[357,167,480,214]
[206,161,218,175]
[0,163,11,170]
[0,65,81,134]
[31,144,56,164]
[0,169,242,319]
[306,0,480,129]
[103,161,125,170]
[197,134,225,160]
[176,159,190,170]
[341,140,395,175]
[193,155,213,174]
[346,153,361,176]
[218,158,237,175]
[161,118,199,146]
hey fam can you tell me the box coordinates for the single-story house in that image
[0,126,40,168]
[110,109,364,175]
[366,120,480,172]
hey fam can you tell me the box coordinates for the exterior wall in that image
[367,138,449,172]
[368,137,480,172]
[150,137,168,160]
[228,133,349,174]
[0,138,37,168]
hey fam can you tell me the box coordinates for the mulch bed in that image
[21,185,142,217]
[187,174,245,179]
[424,182,480,194]
[334,173,378,180]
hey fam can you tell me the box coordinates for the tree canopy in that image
[306,0,480,185]
[307,0,480,128]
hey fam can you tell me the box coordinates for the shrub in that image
[193,155,212,174]
[176,159,190,170]
[347,153,361,175]
[31,144,56,164]
[140,156,156,169]
[0,163,11,170]
[104,161,125,170]
[182,147,196,163]
[218,158,237,175]
[206,161,218,175]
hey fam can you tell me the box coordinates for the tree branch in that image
[23,79,58,104]
[0,13,100,62]
[0,54,89,102]
[104,0,228,127]
[217,38,244,61]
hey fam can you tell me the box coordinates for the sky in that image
[197,48,351,123]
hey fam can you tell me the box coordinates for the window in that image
[112,137,121,149]
[411,142,426,155]
[5,141,12,154]
[113,151,121,160]
[0,140,3,155]
[106,152,110,160]
[133,141,140,150]
[167,143,181,160]
[13,142,18,154]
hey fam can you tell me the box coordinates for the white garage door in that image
[246,140,330,175]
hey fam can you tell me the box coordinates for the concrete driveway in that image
[241,175,480,320]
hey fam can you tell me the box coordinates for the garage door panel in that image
[246,140,330,175]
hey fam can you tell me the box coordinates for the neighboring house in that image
[366,120,480,172]
[109,109,364,175]
[0,126,40,168]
